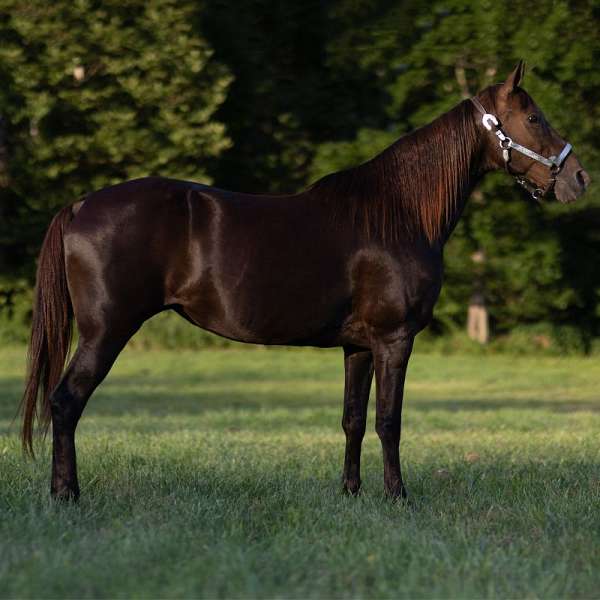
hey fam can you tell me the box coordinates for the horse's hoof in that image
[385,482,409,503]
[342,478,361,496]
[51,484,80,502]
[393,492,412,506]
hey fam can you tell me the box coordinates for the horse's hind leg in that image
[50,325,139,500]
[342,347,373,495]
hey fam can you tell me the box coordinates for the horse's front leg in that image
[341,347,374,495]
[372,330,414,499]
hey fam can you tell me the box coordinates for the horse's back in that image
[62,176,352,345]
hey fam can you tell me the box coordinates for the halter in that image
[470,97,572,201]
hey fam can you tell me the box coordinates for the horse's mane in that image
[307,99,481,244]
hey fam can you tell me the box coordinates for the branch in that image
[454,60,471,99]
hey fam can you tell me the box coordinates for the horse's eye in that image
[527,114,539,124]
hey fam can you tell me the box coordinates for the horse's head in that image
[475,61,590,203]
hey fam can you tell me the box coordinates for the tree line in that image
[1,0,599,349]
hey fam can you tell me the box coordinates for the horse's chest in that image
[349,248,442,334]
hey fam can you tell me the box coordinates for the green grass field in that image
[1,344,599,598]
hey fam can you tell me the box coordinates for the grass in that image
[1,344,599,598]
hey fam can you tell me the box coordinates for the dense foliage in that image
[1,0,599,348]
[0,0,231,332]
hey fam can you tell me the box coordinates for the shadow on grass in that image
[2,372,599,430]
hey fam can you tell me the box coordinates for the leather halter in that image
[470,96,572,201]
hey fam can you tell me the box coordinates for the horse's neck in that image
[306,102,484,246]
[376,101,484,245]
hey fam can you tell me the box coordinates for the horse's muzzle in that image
[555,168,591,204]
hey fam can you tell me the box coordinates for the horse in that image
[20,61,590,501]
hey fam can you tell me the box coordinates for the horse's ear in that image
[499,60,525,102]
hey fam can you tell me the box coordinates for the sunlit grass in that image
[1,345,599,598]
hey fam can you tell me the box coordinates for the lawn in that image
[1,344,599,598]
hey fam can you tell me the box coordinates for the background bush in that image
[1,0,599,352]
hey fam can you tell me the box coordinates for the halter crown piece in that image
[470,96,572,201]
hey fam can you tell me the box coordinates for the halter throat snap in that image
[470,96,572,200]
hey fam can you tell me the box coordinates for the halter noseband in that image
[470,96,572,201]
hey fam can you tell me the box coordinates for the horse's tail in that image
[21,204,75,457]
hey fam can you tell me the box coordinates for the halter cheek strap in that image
[470,96,572,201]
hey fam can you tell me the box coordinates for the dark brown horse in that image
[21,62,590,500]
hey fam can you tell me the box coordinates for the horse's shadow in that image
[2,370,598,429]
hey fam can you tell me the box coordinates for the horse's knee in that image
[342,414,365,438]
[375,415,399,444]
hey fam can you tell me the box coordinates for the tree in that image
[309,0,600,344]
[200,0,398,194]
[1,0,599,347]
[0,0,231,327]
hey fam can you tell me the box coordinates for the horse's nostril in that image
[576,169,591,189]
